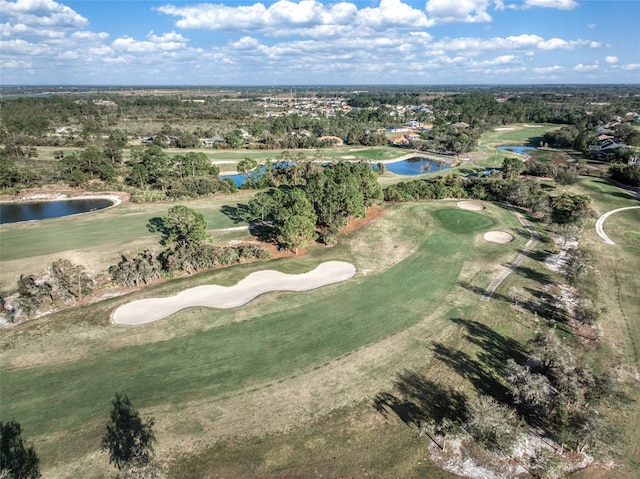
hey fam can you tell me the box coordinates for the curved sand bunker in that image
[457,201,485,211]
[112,261,357,326]
[484,231,514,244]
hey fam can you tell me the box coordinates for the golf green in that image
[432,208,495,233]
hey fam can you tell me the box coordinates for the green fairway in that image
[0,201,522,475]
[0,192,258,291]
[432,208,496,233]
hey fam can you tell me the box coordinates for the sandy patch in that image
[494,127,516,131]
[341,155,356,159]
[457,201,484,211]
[484,231,514,243]
[112,261,357,326]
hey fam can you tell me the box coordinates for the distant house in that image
[386,126,409,133]
[405,133,421,142]
[589,138,627,160]
[597,134,615,141]
[391,135,410,146]
[403,120,422,129]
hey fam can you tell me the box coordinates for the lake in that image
[0,198,115,224]
[222,158,452,187]
[497,145,537,156]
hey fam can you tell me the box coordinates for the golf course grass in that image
[0,200,522,477]
[432,208,496,233]
[2,123,639,478]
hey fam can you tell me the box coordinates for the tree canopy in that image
[0,420,41,479]
[101,394,156,470]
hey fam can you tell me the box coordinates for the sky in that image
[1,0,639,85]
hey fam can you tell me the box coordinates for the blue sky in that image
[1,0,639,85]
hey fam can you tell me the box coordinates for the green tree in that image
[154,205,209,249]
[501,157,524,180]
[278,214,317,254]
[236,158,258,175]
[101,394,156,470]
[0,420,41,479]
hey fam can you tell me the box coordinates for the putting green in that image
[432,208,496,233]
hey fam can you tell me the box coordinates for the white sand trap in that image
[341,155,356,159]
[494,127,516,131]
[484,231,514,244]
[457,201,485,211]
[112,261,357,326]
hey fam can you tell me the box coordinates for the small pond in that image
[0,198,114,224]
[222,158,451,187]
[374,157,451,176]
[497,145,537,156]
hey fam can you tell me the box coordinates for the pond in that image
[497,145,537,156]
[222,158,452,187]
[0,198,115,224]
[377,157,451,176]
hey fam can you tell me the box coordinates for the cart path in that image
[595,206,640,245]
[481,210,539,302]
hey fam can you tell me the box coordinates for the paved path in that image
[481,210,540,302]
[595,206,640,245]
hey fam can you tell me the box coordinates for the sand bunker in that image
[112,261,357,326]
[457,201,485,211]
[484,231,514,244]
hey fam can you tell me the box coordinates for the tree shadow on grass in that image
[450,318,527,374]
[431,341,508,400]
[517,248,549,263]
[514,264,554,285]
[373,370,468,448]
[220,203,253,224]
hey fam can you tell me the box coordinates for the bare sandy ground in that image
[484,231,514,243]
[457,200,485,211]
[112,261,357,326]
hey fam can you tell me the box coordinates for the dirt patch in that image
[457,201,485,212]
[340,205,385,234]
[483,231,514,243]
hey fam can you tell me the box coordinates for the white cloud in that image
[425,0,491,24]
[111,31,189,54]
[605,56,619,64]
[157,0,364,33]
[532,65,563,75]
[574,62,599,72]
[357,0,431,28]
[499,0,578,9]
[2,58,32,68]
[0,0,88,28]
[522,0,578,9]
[621,63,640,71]
[587,23,596,29]
[431,34,593,54]
[0,38,50,55]
[71,31,109,41]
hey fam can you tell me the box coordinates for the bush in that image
[465,395,525,451]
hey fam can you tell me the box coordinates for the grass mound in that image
[432,208,495,234]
